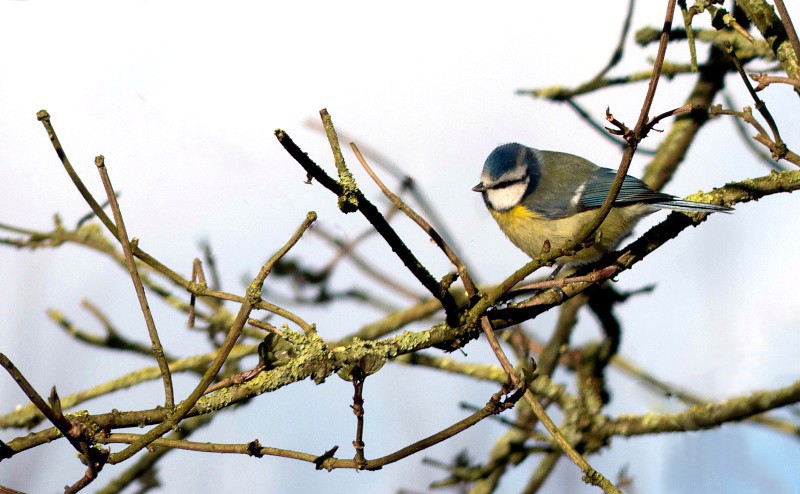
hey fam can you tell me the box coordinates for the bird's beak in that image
[472,183,486,192]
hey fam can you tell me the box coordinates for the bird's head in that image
[472,143,540,212]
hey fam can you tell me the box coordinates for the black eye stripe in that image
[489,175,527,190]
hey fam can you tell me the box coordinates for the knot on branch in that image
[337,186,360,213]
[486,380,528,415]
[246,439,264,457]
[314,445,339,471]
[604,108,635,142]
[438,272,459,297]
[582,467,603,486]
[771,141,788,161]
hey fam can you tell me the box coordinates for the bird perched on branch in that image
[472,142,732,266]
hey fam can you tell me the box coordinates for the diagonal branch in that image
[275,125,459,319]
[478,318,622,493]
[576,0,679,247]
[96,155,174,410]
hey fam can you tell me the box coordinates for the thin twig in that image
[576,0,679,248]
[645,103,696,131]
[351,372,367,468]
[503,267,618,301]
[704,5,756,44]
[593,0,637,80]
[187,284,312,332]
[76,196,114,228]
[189,258,207,328]
[517,63,696,100]
[95,155,175,411]
[202,363,267,396]
[749,72,800,91]
[773,0,800,68]
[724,41,786,157]
[709,102,800,167]
[564,99,658,156]
[709,105,771,139]
[46,303,167,359]
[247,318,283,335]
[753,135,800,166]
[35,111,212,302]
[721,92,784,170]
[200,240,222,291]
[37,112,118,237]
[678,0,699,72]
[0,354,70,444]
[478,318,622,493]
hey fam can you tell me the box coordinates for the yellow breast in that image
[491,205,539,240]
[489,204,648,265]
[490,205,555,259]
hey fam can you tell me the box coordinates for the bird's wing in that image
[575,167,675,211]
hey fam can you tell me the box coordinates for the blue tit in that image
[472,143,732,266]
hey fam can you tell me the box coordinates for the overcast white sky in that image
[1,2,799,493]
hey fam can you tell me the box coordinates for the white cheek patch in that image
[486,181,528,211]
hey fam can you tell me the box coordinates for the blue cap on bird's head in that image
[480,143,538,183]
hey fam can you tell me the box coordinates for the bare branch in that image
[95,155,175,410]
[750,72,800,90]
[602,378,800,437]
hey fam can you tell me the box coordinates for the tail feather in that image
[653,200,733,213]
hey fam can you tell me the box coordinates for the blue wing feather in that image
[577,168,675,211]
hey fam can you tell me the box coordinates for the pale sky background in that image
[1,2,799,493]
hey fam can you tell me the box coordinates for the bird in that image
[472,142,732,267]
